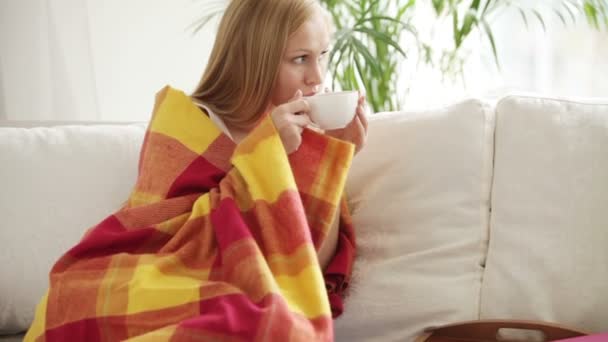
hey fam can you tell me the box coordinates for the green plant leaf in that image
[461,10,478,38]
[433,0,446,15]
[597,0,608,26]
[328,28,352,63]
[188,0,226,34]
[350,37,383,76]
[352,54,371,99]
[347,64,358,91]
[397,0,416,19]
[554,8,568,27]
[354,27,407,57]
[331,45,352,90]
[480,19,500,69]
[562,1,579,24]
[360,0,383,21]
[584,1,600,29]
[329,36,353,88]
[355,15,409,28]
[453,8,461,48]
[531,9,547,32]
[471,0,481,11]
[518,7,529,29]
[482,0,493,15]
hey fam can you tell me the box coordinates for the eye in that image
[319,50,329,60]
[293,55,307,64]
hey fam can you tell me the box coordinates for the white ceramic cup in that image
[304,90,358,130]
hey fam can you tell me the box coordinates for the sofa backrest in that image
[479,96,608,332]
[336,99,495,341]
[0,123,146,333]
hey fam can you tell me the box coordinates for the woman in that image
[25,0,366,341]
[191,0,367,271]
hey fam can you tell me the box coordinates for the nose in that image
[305,60,323,88]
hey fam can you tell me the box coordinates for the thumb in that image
[290,89,303,102]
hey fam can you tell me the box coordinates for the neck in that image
[225,111,268,143]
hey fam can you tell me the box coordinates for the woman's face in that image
[270,8,331,106]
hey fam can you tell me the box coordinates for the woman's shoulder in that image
[153,85,201,113]
[154,85,189,103]
[151,85,232,139]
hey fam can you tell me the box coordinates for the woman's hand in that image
[270,90,315,154]
[325,91,368,154]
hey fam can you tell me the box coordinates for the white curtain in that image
[0,0,97,121]
[0,0,217,122]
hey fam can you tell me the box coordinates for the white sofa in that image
[1,95,607,341]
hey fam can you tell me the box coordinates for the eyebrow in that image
[289,47,330,54]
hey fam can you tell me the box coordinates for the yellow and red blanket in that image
[25,86,356,341]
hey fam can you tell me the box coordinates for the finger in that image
[358,93,366,105]
[358,88,367,97]
[290,113,314,128]
[295,125,304,136]
[289,89,303,102]
[354,115,365,137]
[346,104,365,129]
[306,124,325,134]
[287,131,303,154]
[357,105,369,132]
[352,116,366,152]
[282,98,311,115]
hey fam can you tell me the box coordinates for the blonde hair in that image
[191,0,321,129]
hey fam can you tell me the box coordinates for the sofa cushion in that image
[480,96,608,332]
[334,100,495,341]
[0,333,24,342]
[0,123,146,333]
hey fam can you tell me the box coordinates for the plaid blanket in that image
[25,86,356,341]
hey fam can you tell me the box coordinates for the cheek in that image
[271,67,302,105]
